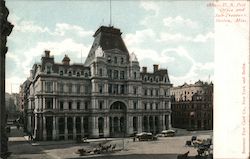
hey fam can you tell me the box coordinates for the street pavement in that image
[8,126,213,159]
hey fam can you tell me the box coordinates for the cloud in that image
[124,29,156,46]
[163,16,199,29]
[193,32,214,42]
[140,1,159,16]
[53,23,93,37]
[159,32,214,43]
[6,39,91,93]
[6,76,25,94]
[139,1,160,26]
[128,46,213,86]
[159,32,192,43]
[14,20,50,33]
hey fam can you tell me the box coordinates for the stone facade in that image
[170,81,213,130]
[23,26,172,141]
[0,0,13,157]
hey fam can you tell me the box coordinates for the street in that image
[8,126,212,159]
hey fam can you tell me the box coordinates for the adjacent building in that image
[22,26,172,141]
[170,81,213,130]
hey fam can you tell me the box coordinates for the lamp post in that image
[0,0,14,158]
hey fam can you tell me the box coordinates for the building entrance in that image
[109,101,127,137]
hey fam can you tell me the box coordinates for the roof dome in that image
[130,52,138,62]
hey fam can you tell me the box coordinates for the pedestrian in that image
[133,137,135,142]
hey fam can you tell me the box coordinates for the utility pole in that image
[0,0,14,158]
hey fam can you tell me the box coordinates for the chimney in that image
[44,50,50,57]
[142,67,147,73]
[153,64,159,72]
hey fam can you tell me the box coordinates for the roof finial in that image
[109,0,112,27]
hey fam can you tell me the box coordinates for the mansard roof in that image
[85,26,129,65]
[92,26,129,53]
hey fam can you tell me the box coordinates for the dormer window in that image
[121,57,124,64]
[99,68,103,76]
[76,72,80,77]
[133,72,136,79]
[107,56,111,63]
[68,71,72,76]
[60,70,63,76]
[84,72,88,77]
[46,66,51,74]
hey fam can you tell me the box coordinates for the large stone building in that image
[22,26,172,140]
[170,81,213,130]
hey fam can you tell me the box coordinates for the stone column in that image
[104,116,109,137]
[52,116,56,140]
[64,117,68,140]
[91,116,98,138]
[147,116,150,132]
[56,117,59,140]
[162,115,166,130]
[128,116,133,135]
[73,116,76,139]
[81,117,84,137]
[39,114,43,140]
[53,98,56,109]
[42,98,45,110]
[168,114,172,129]
[110,117,113,135]
[117,117,121,132]
[152,116,156,134]
[43,116,47,140]
[27,115,32,132]
[137,116,141,133]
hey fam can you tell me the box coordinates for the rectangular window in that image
[150,103,153,110]
[120,85,125,94]
[108,69,112,78]
[114,70,118,79]
[113,84,118,94]
[108,84,112,94]
[45,98,53,109]
[156,90,159,96]
[133,101,137,109]
[68,84,72,93]
[68,102,72,110]
[99,101,103,110]
[58,83,64,93]
[46,66,51,74]
[45,81,53,93]
[155,103,159,110]
[120,71,125,79]
[60,101,64,110]
[99,68,102,76]
[85,85,89,94]
[85,101,88,110]
[77,102,80,110]
[76,84,81,93]
[144,89,147,96]
[144,103,147,110]
[133,87,137,95]
[134,72,136,79]
[99,84,103,93]
[150,90,153,96]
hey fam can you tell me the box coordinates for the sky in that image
[5,0,214,93]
